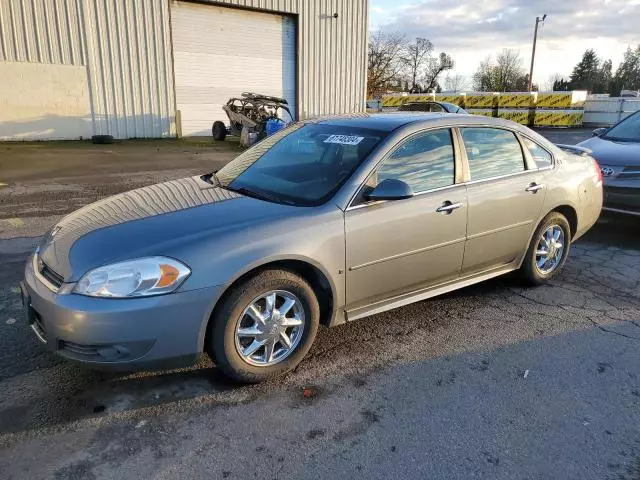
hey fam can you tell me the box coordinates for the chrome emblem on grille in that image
[601,167,615,177]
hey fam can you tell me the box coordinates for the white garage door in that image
[171,2,297,137]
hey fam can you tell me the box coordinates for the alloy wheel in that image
[234,290,305,366]
[535,224,565,275]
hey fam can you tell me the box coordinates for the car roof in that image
[404,101,457,107]
[307,112,521,132]
[307,113,446,131]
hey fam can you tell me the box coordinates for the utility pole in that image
[528,14,547,92]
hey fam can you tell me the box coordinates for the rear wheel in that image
[521,212,571,285]
[212,121,227,141]
[209,269,319,383]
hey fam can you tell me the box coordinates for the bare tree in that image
[401,38,433,93]
[473,49,528,91]
[423,52,455,92]
[443,74,469,92]
[494,49,524,91]
[472,57,494,91]
[367,31,456,96]
[367,31,407,98]
[542,73,565,91]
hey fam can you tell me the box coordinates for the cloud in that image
[373,0,639,51]
[370,0,639,81]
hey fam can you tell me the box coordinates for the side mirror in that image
[592,127,607,137]
[366,179,414,201]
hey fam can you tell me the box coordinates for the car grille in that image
[39,260,64,288]
[619,166,640,179]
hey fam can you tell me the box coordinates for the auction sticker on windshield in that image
[324,135,364,145]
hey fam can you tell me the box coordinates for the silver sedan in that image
[21,114,603,382]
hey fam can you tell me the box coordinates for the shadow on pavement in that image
[0,213,638,436]
[2,322,639,480]
[581,212,640,249]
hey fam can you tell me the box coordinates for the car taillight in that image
[592,158,603,186]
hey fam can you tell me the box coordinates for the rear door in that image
[459,127,547,274]
[345,128,467,312]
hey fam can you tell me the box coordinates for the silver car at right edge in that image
[578,110,640,216]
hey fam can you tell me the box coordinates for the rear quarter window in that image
[522,137,553,168]
[461,128,526,181]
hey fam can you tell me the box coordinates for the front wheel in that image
[209,269,320,383]
[520,212,571,285]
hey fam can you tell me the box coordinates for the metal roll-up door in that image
[171,2,297,136]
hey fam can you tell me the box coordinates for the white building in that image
[0,0,369,140]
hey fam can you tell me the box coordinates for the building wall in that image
[200,0,369,119]
[0,0,84,65]
[81,0,174,138]
[0,0,88,139]
[0,0,368,140]
[0,0,175,139]
[0,61,92,140]
[299,0,369,118]
[202,0,299,13]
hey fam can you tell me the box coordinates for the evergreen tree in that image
[552,77,570,91]
[596,59,613,93]
[610,46,640,95]
[569,49,601,92]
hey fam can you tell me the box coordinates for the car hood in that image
[38,175,298,281]
[577,136,640,166]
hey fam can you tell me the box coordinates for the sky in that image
[369,0,640,90]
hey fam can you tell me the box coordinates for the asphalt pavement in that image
[0,129,639,480]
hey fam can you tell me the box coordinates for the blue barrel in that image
[265,118,286,136]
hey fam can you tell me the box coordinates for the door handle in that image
[525,182,545,193]
[436,201,463,213]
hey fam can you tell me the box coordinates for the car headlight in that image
[73,257,191,298]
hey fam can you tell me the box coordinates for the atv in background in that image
[212,92,293,147]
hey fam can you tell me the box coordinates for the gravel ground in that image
[0,129,639,480]
[0,138,241,238]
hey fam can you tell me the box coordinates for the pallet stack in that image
[533,92,587,127]
[496,92,536,125]
[379,91,588,127]
[465,92,499,117]
[434,93,466,106]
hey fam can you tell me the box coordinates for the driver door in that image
[344,128,468,314]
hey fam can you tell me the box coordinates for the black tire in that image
[209,269,320,383]
[520,211,571,285]
[92,134,114,144]
[212,121,227,141]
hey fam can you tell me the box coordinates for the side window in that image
[374,129,455,194]
[522,137,553,168]
[461,128,526,181]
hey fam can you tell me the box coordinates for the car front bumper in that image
[22,254,221,370]
[603,185,640,216]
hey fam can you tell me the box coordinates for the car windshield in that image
[603,111,640,142]
[216,123,387,206]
